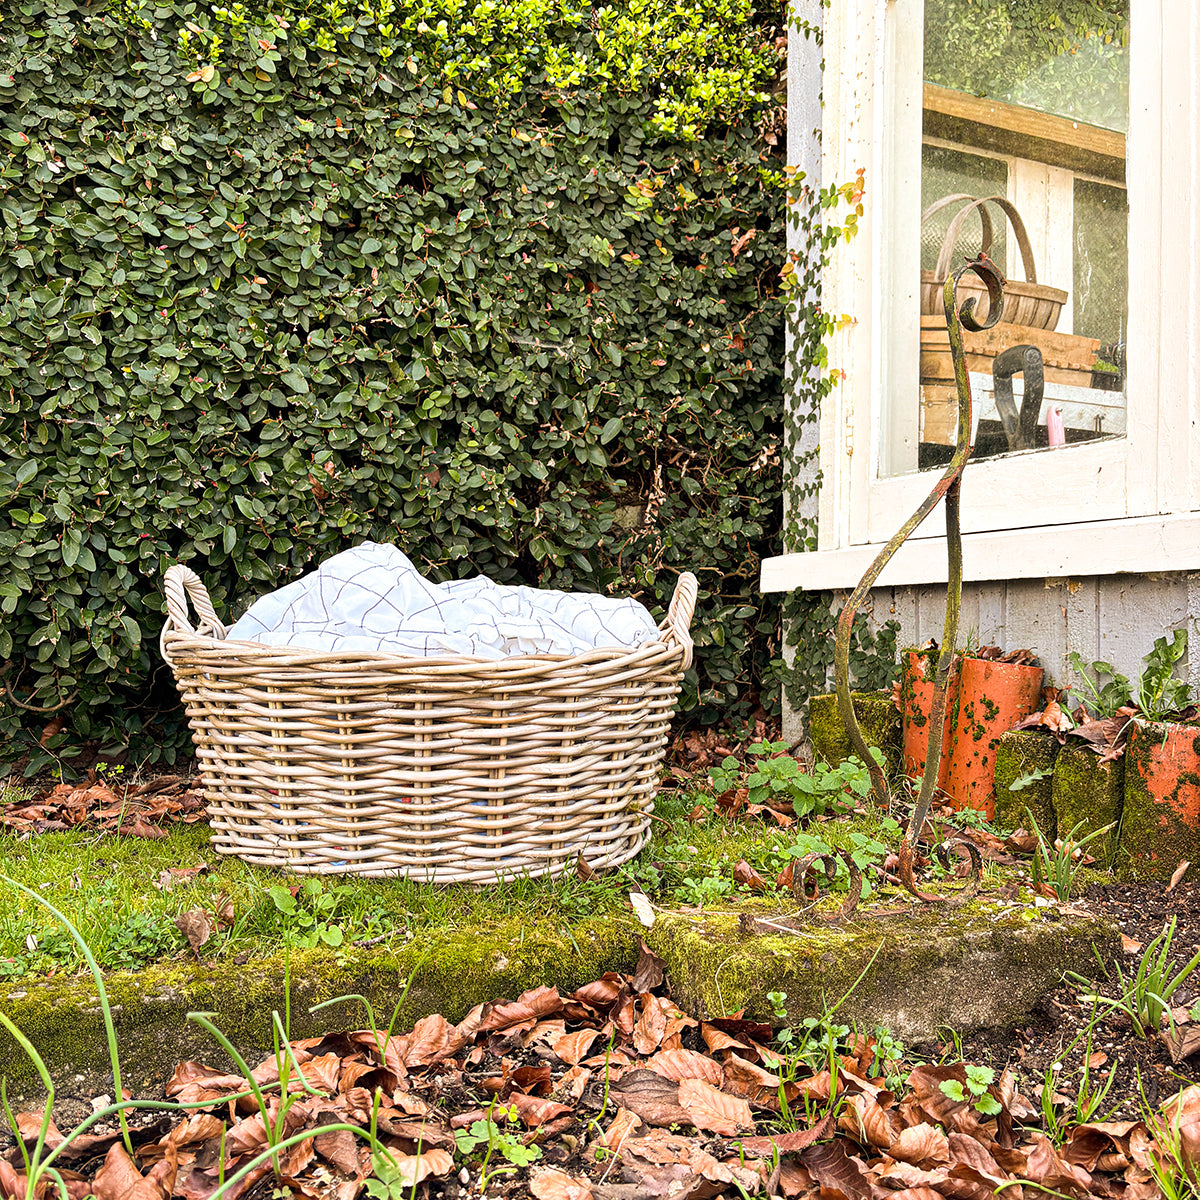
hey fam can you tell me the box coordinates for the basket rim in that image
[161,563,699,674]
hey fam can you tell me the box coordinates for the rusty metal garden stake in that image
[833,253,1005,884]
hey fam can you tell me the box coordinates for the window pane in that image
[921,146,1008,274]
[890,1,1131,476]
[1073,178,1129,400]
[923,2,1129,132]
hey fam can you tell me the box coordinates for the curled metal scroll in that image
[833,252,1005,901]
[896,835,983,906]
[790,849,864,921]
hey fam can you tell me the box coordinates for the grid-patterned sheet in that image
[225,542,659,657]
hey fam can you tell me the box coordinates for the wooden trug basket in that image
[161,564,698,882]
[920,194,1067,331]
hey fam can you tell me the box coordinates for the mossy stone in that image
[993,731,1058,836]
[1052,744,1123,865]
[0,915,642,1106]
[1116,720,1200,882]
[808,691,901,776]
[649,901,1119,1041]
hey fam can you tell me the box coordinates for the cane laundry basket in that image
[160,564,698,882]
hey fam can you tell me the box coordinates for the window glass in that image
[921,146,1008,275]
[893,1,1131,475]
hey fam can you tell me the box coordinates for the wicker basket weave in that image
[160,564,698,882]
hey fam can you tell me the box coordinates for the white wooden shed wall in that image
[774,2,1200,741]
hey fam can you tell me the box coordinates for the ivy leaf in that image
[599,417,623,444]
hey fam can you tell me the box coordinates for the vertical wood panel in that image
[783,574,1200,724]
[1003,579,1067,676]
[1096,575,1188,674]
[1064,577,1101,687]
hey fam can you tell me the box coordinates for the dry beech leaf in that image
[1167,859,1191,893]
[387,1148,453,1186]
[632,939,667,993]
[600,1106,645,1152]
[700,1022,747,1054]
[477,986,563,1033]
[738,1111,835,1157]
[838,1094,897,1151]
[402,1013,465,1067]
[530,1168,594,1200]
[505,1092,572,1128]
[889,1121,950,1167]
[644,1048,723,1087]
[732,858,769,892]
[1162,1024,1200,1063]
[632,996,669,1055]
[550,1028,602,1066]
[801,1137,877,1199]
[778,1158,812,1198]
[174,909,212,958]
[608,1070,691,1128]
[550,1065,591,1105]
[629,891,655,928]
[721,1052,781,1103]
[677,1076,753,1136]
[313,1127,361,1175]
[92,1143,166,1200]
[14,1110,64,1148]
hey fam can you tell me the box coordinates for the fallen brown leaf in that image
[1167,860,1191,893]
[677,1076,753,1136]
[92,1143,167,1200]
[175,909,213,959]
[530,1168,594,1200]
[644,1048,723,1087]
[732,859,769,892]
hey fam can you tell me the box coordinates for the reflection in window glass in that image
[1074,179,1129,392]
[923,1,1129,132]
[921,146,1007,274]
[900,1,1130,475]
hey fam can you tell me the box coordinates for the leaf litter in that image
[5,942,1198,1200]
[0,774,205,838]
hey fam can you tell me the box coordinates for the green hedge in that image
[0,0,787,764]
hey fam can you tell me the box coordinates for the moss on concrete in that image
[1117,721,1200,883]
[1052,745,1122,865]
[0,914,642,1101]
[648,900,1119,1041]
[808,691,902,776]
[993,731,1058,836]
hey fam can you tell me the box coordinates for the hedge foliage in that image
[0,0,790,763]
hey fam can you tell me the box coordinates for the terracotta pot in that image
[941,657,1043,819]
[1119,719,1200,882]
[899,649,959,792]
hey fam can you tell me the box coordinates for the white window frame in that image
[764,0,1200,593]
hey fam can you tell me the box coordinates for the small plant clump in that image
[1026,809,1114,903]
[708,740,883,820]
[1072,916,1200,1039]
[1067,629,1193,721]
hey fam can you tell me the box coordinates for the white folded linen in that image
[225,542,660,658]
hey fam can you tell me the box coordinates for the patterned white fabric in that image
[225,542,660,658]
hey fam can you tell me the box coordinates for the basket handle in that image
[163,564,226,638]
[661,571,698,670]
[934,194,1038,287]
[921,193,995,262]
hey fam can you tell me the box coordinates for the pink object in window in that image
[1047,406,1065,448]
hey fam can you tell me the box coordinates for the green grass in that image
[0,783,1022,981]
